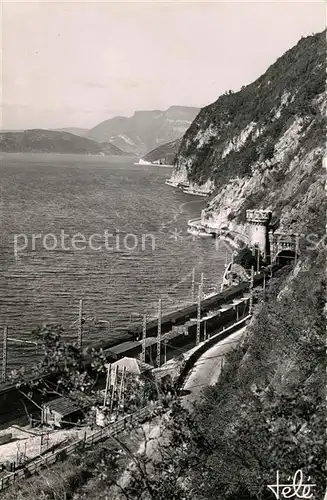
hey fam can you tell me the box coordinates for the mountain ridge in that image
[87,105,200,155]
[0,129,130,156]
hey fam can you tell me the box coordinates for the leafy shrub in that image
[234,246,264,270]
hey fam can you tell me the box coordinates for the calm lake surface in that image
[0,154,229,370]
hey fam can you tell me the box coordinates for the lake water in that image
[0,154,230,371]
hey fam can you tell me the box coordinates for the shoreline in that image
[187,218,247,250]
[165,178,211,197]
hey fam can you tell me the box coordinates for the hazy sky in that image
[2,0,325,130]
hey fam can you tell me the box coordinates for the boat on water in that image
[165,178,178,187]
[182,186,209,197]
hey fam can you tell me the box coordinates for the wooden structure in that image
[42,397,83,428]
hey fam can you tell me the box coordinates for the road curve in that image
[182,327,246,408]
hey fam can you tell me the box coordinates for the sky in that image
[1,0,325,130]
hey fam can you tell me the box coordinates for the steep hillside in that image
[170,31,325,238]
[165,252,325,500]
[0,129,128,156]
[143,138,181,164]
[159,31,326,498]
[88,106,199,155]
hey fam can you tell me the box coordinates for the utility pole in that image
[118,366,126,414]
[164,339,167,364]
[103,363,111,408]
[110,365,118,417]
[78,299,83,351]
[203,320,207,341]
[222,253,229,292]
[249,266,254,314]
[156,299,162,367]
[256,247,260,274]
[191,267,195,302]
[2,326,8,383]
[140,314,147,363]
[200,272,204,298]
[196,284,202,345]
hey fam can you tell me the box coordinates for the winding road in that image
[182,327,246,408]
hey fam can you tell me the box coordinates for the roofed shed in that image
[42,397,84,428]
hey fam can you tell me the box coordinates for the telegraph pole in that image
[118,367,126,414]
[196,284,202,345]
[221,253,228,292]
[141,314,147,363]
[103,363,111,408]
[249,266,254,314]
[200,272,204,297]
[78,299,83,351]
[110,365,118,416]
[256,247,260,274]
[191,267,195,302]
[2,326,8,383]
[156,299,162,367]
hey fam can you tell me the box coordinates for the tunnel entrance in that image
[275,250,297,265]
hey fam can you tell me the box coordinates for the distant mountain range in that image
[87,106,199,155]
[0,129,128,156]
[1,105,199,156]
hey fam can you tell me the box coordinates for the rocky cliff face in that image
[171,31,325,240]
[88,106,199,156]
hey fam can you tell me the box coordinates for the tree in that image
[11,323,177,427]
[234,245,264,270]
